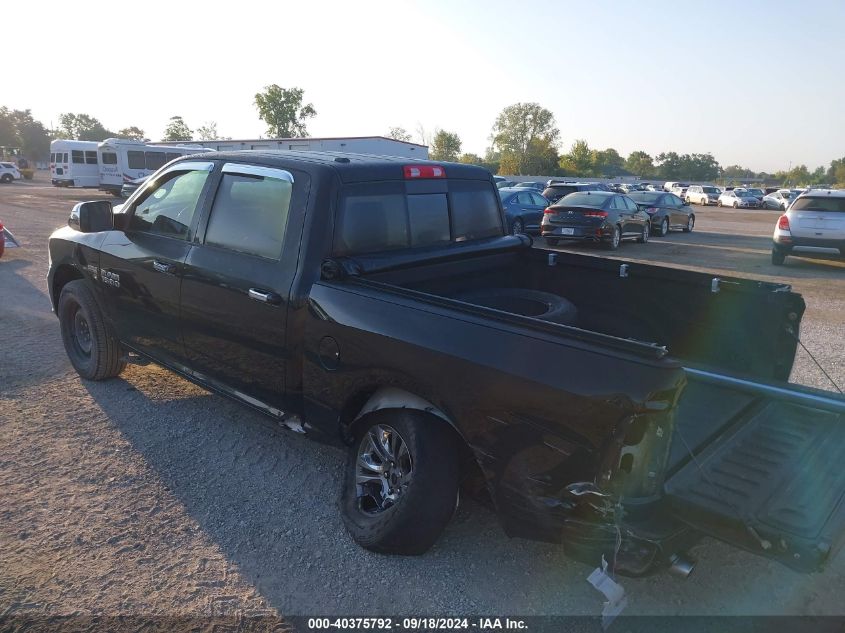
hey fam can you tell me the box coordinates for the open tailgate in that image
[664,368,845,572]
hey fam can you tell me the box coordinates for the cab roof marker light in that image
[403,165,446,179]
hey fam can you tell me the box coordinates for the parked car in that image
[120,176,149,199]
[627,191,696,235]
[46,151,845,578]
[0,162,22,183]
[718,189,760,208]
[541,182,604,204]
[541,191,650,249]
[646,183,663,191]
[772,189,845,265]
[670,183,690,199]
[512,181,545,192]
[685,185,721,206]
[763,189,801,210]
[745,187,765,203]
[497,187,548,234]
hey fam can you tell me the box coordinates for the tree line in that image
[3,90,843,188]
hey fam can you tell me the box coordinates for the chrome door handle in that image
[248,288,281,305]
[152,260,175,274]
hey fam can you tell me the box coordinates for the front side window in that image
[204,171,293,259]
[72,150,84,164]
[129,169,210,239]
[127,151,145,169]
[85,151,98,165]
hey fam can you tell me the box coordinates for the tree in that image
[195,121,230,141]
[254,85,316,138]
[590,148,625,176]
[56,113,113,141]
[162,116,192,141]
[429,129,462,162]
[117,126,146,140]
[559,139,593,176]
[625,150,655,178]
[458,153,484,165]
[1,108,52,159]
[387,126,412,142]
[490,103,559,175]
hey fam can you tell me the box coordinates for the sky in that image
[4,0,844,173]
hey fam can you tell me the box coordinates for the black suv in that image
[541,182,606,204]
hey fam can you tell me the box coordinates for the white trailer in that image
[166,136,429,159]
[97,139,212,195]
[50,140,100,188]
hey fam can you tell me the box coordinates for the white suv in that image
[0,162,22,183]
[686,185,721,206]
[772,189,845,265]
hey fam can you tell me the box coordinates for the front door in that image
[179,162,308,412]
[98,161,215,365]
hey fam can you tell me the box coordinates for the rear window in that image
[102,152,117,165]
[334,180,502,255]
[627,192,662,203]
[791,196,845,213]
[556,192,611,208]
[543,185,577,198]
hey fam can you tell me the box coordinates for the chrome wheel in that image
[356,424,413,514]
[511,218,524,235]
[661,218,669,236]
[610,226,621,248]
[686,216,695,232]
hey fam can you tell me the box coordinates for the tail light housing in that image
[777,215,790,231]
[544,207,555,214]
[646,207,658,214]
[582,210,609,218]
[403,165,445,179]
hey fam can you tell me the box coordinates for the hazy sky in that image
[4,0,844,172]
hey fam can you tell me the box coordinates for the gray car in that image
[771,189,845,264]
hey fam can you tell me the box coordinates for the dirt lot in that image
[1,173,844,621]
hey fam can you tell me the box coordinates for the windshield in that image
[747,188,763,195]
[790,196,845,213]
[556,192,610,208]
[737,191,755,198]
[703,186,719,193]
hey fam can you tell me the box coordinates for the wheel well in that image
[52,264,83,308]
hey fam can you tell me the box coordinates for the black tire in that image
[545,237,559,247]
[683,215,695,233]
[0,174,12,184]
[636,222,649,244]
[660,217,670,236]
[341,410,460,555]
[733,201,739,209]
[604,225,621,250]
[58,280,126,380]
[511,218,524,235]
[771,248,786,266]
[717,200,722,207]
[451,287,578,325]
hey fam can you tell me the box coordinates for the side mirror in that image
[683,199,690,206]
[68,201,113,233]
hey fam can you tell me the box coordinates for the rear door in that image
[179,162,308,413]
[665,370,845,572]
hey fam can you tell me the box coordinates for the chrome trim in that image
[222,162,295,183]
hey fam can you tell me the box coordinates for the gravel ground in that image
[1,176,844,622]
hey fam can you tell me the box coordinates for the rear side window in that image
[204,172,293,259]
[791,196,845,213]
[72,150,84,164]
[127,151,145,169]
[85,151,98,165]
[102,152,117,165]
[334,180,502,255]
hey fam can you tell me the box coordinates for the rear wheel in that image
[58,280,126,380]
[604,225,621,250]
[0,174,12,184]
[660,217,670,236]
[771,248,787,266]
[341,410,460,555]
[637,222,650,243]
[511,218,524,235]
[683,215,695,233]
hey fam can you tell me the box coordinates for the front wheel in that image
[660,217,670,236]
[733,201,739,208]
[636,222,649,243]
[717,200,723,207]
[683,215,695,233]
[341,410,460,555]
[58,280,126,380]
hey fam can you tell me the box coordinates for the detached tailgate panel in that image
[665,377,845,572]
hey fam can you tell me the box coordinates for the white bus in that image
[97,139,212,195]
[50,140,101,188]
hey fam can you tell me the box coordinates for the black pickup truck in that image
[48,152,845,577]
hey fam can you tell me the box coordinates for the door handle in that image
[248,288,282,305]
[152,260,175,274]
